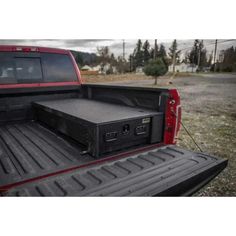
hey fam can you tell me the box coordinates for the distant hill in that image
[70,50,97,66]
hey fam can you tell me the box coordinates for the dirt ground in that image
[168,74,236,196]
[82,73,153,83]
[84,73,236,196]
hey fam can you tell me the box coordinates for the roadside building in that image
[80,65,99,75]
[81,63,117,75]
[168,62,197,73]
[81,65,93,71]
[99,63,117,74]
[135,66,144,74]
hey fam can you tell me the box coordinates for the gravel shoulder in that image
[173,74,236,196]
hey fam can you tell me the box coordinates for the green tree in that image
[150,45,159,59]
[200,48,208,68]
[133,39,144,68]
[188,40,208,70]
[157,44,169,68]
[144,58,168,85]
[158,44,167,58]
[110,53,117,66]
[220,46,236,72]
[142,40,151,64]
[188,40,199,65]
[168,39,180,63]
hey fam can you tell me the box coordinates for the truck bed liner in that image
[0,121,95,189]
[3,145,227,196]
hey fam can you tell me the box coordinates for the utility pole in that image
[122,39,125,74]
[172,40,178,74]
[172,50,176,74]
[154,39,157,59]
[123,39,125,61]
[197,40,203,70]
[213,39,218,72]
[192,53,194,73]
[129,55,132,72]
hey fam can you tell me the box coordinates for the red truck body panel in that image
[164,89,181,145]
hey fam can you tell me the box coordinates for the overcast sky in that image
[0,39,169,57]
[0,39,235,59]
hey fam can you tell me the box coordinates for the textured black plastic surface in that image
[0,121,94,189]
[34,99,160,124]
[3,145,227,196]
[34,98,164,157]
[0,87,79,124]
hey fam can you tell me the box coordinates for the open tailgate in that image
[2,145,227,196]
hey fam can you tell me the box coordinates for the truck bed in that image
[0,121,96,189]
[1,124,227,196]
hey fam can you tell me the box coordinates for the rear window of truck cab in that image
[0,52,78,84]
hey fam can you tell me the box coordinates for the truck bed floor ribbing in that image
[0,121,95,189]
[3,145,227,196]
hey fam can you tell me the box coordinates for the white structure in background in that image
[135,66,144,74]
[96,63,118,74]
[81,65,93,71]
[92,65,101,72]
[168,63,198,73]
[111,66,118,74]
[102,63,110,74]
[81,63,117,74]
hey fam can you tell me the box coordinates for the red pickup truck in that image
[0,45,227,196]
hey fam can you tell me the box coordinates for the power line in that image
[178,39,236,52]
[128,39,236,61]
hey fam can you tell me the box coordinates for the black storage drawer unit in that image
[33,99,164,157]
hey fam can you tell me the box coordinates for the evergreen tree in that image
[133,39,144,68]
[168,39,180,63]
[144,58,168,85]
[142,40,151,64]
[150,41,159,59]
[158,44,169,68]
[200,48,208,68]
[188,40,199,65]
[188,40,208,69]
[223,46,235,64]
[110,53,116,65]
[220,46,236,72]
[150,48,154,59]
[158,44,167,58]
[110,53,115,61]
